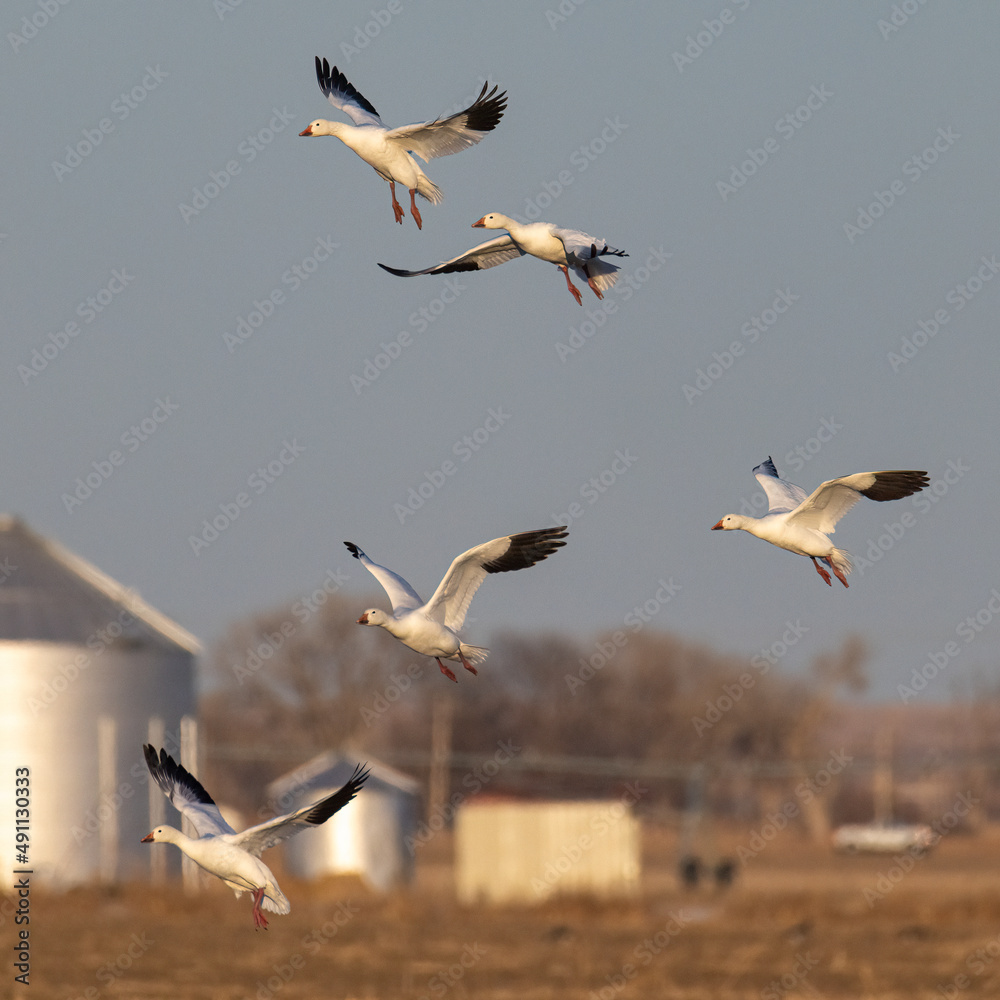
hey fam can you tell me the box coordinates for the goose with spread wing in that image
[712,457,929,587]
[299,58,506,229]
[141,745,368,929]
[346,527,568,681]
[378,212,628,304]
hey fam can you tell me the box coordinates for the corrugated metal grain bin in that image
[456,799,641,905]
[0,517,198,885]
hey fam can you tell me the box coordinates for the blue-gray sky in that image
[5,2,999,701]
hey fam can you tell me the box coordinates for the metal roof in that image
[267,749,421,803]
[0,515,199,653]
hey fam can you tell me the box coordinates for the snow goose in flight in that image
[299,58,506,229]
[141,745,368,930]
[378,212,628,304]
[711,457,929,587]
[345,527,568,681]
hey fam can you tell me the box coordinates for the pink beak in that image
[298,126,313,136]
[472,217,486,227]
[141,833,154,843]
[357,613,369,624]
[711,520,725,530]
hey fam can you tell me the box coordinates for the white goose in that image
[346,527,568,681]
[141,745,368,929]
[299,58,506,229]
[378,212,628,304]
[712,457,929,587]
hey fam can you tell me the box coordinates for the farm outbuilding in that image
[266,751,420,891]
[456,798,642,905]
[0,516,199,885]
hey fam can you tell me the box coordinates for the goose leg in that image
[830,561,850,589]
[559,265,583,305]
[388,182,405,225]
[408,189,423,230]
[811,557,832,587]
[458,652,478,676]
[435,658,458,683]
[251,887,269,930]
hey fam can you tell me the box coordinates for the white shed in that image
[0,517,199,885]
[456,799,641,905]
[267,751,420,891]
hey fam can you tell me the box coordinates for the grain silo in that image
[267,751,420,891]
[0,516,199,885]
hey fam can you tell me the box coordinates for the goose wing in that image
[314,57,383,127]
[143,744,234,838]
[423,527,568,632]
[344,542,424,613]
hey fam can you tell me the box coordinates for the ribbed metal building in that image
[0,516,199,885]
[456,799,641,905]
[267,751,420,891]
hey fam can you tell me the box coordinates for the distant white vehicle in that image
[832,823,936,855]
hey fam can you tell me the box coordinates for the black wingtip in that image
[344,541,362,559]
[377,263,412,277]
[313,56,380,119]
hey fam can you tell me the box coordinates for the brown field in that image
[18,825,1000,1000]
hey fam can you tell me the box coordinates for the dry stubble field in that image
[18,827,1000,1000]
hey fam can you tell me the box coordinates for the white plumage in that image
[346,527,568,681]
[378,212,628,304]
[141,745,368,929]
[712,457,929,587]
[299,58,506,229]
